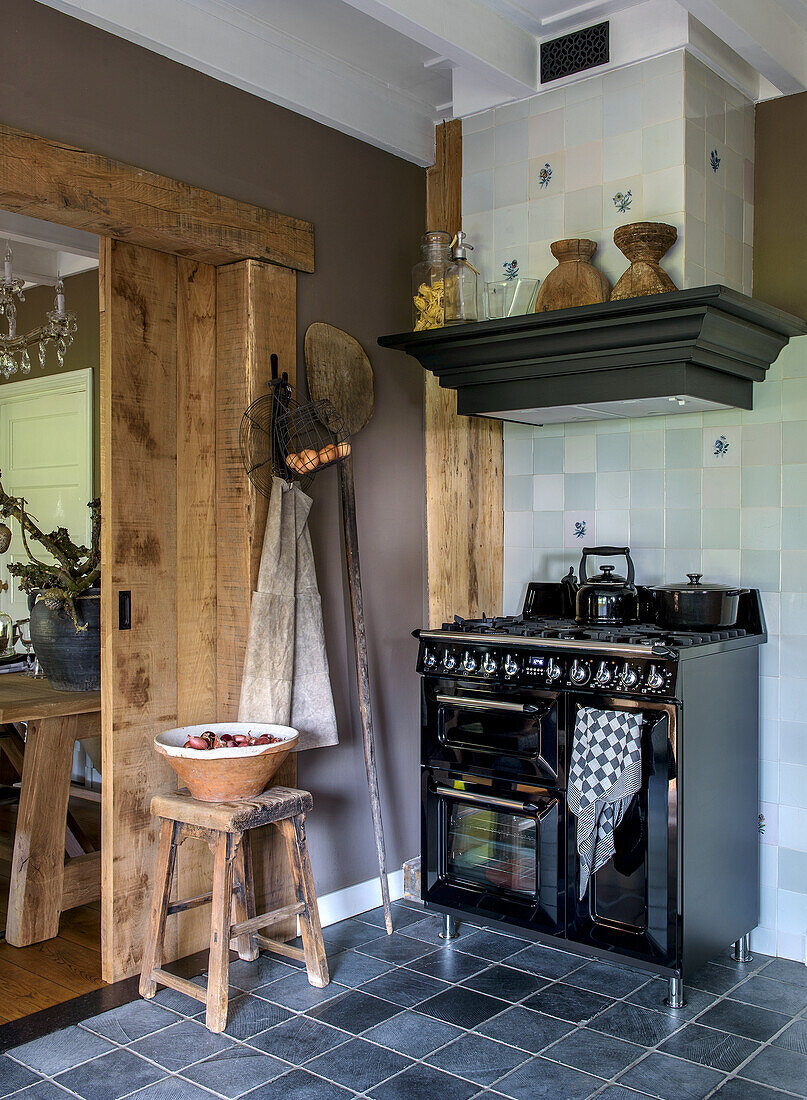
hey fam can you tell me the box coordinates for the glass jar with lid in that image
[412,231,457,330]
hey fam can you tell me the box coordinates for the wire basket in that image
[240,362,351,497]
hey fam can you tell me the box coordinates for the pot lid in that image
[585,564,628,586]
[651,573,745,593]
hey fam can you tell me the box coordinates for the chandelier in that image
[0,244,77,379]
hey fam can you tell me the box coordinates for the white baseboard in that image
[317,870,406,928]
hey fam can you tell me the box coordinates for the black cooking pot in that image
[575,546,639,625]
[650,574,748,629]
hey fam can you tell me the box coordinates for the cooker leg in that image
[732,934,753,964]
[666,975,685,1009]
[439,914,458,940]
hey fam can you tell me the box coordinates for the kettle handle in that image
[580,546,635,586]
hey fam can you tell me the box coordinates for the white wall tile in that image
[494,118,529,165]
[566,142,603,192]
[533,473,564,511]
[603,85,643,138]
[643,118,684,173]
[529,109,565,159]
[603,131,643,182]
[565,186,603,234]
[495,163,528,208]
[565,97,603,147]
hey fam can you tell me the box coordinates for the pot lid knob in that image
[686,573,703,586]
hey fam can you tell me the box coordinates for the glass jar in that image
[445,230,479,324]
[412,231,457,330]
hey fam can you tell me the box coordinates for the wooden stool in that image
[139,786,329,1032]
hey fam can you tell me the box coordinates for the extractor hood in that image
[379,286,807,425]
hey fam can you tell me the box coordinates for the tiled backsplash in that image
[503,336,807,962]
[462,49,754,296]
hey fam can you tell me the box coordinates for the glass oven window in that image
[440,701,552,757]
[446,802,537,897]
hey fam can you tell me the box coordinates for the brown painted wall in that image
[3,0,426,898]
[754,91,807,318]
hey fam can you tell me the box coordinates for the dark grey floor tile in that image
[617,1052,724,1100]
[363,1009,464,1058]
[194,994,293,1041]
[355,903,425,931]
[248,1014,348,1063]
[181,1045,289,1098]
[360,967,448,1007]
[0,1057,41,1098]
[129,1077,225,1099]
[5,1085,74,1100]
[699,997,791,1042]
[305,989,399,1034]
[547,1026,644,1079]
[688,963,743,996]
[658,1022,759,1072]
[523,982,614,1024]
[710,951,772,974]
[326,951,392,987]
[714,1080,790,1099]
[477,1005,574,1053]
[460,963,547,1003]
[505,943,586,981]
[731,974,807,1015]
[240,1068,353,1098]
[774,1018,807,1054]
[367,1063,478,1100]
[257,971,345,1011]
[627,978,717,1021]
[594,1089,656,1100]
[495,1055,602,1100]
[418,986,509,1028]
[453,930,528,963]
[408,949,489,983]
[152,986,206,1016]
[565,960,651,999]
[130,1018,234,1071]
[762,957,807,989]
[9,1026,115,1077]
[81,1000,181,1044]
[323,919,385,950]
[357,933,432,965]
[589,1002,684,1046]
[740,1044,807,1096]
[305,1036,410,1092]
[55,1049,166,1100]
[228,955,297,992]
[426,1031,529,1086]
[397,915,451,947]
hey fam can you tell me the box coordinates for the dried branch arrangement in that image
[0,470,100,631]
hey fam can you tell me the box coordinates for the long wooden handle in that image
[337,453,393,935]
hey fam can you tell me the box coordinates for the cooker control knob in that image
[462,651,478,673]
[619,662,639,689]
[482,653,498,675]
[570,659,591,685]
[504,653,519,677]
[593,661,612,686]
[546,658,562,683]
[423,648,437,669]
[442,650,457,671]
[646,664,665,691]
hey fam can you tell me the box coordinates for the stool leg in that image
[139,820,178,999]
[279,814,329,988]
[206,831,234,1033]
[230,833,259,962]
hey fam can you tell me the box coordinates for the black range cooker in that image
[415,570,766,1006]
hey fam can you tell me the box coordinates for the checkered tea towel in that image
[568,707,643,900]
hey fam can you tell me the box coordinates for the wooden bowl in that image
[155,723,298,802]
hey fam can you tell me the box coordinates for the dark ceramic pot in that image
[29,587,101,691]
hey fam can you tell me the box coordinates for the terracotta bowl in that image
[155,723,298,802]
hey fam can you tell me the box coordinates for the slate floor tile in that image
[0,1057,41,1098]
[363,1009,464,1058]
[227,955,297,992]
[657,1022,759,1072]
[739,1044,807,1096]
[523,982,614,1024]
[305,989,399,1034]
[180,1045,289,1098]
[130,1018,234,1071]
[4,1083,76,1100]
[194,994,292,1041]
[367,1063,478,1100]
[710,951,772,974]
[151,986,205,1016]
[131,1076,236,1099]
[699,997,791,1042]
[495,1055,602,1100]
[774,1018,807,1054]
[589,1002,685,1046]
[257,970,346,1011]
[627,978,717,1020]
[407,949,488,983]
[355,902,425,931]
[714,1081,791,1099]
[248,1014,348,1063]
[688,963,743,996]
[9,1026,115,1077]
[595,1089,656,1100]
[240,1068,353,1098]
[418,985,509,1028]
[476,1005,574,1053]
[453,929,528,963]
[359,967,448,1007]
[565,959,651,999]
[305,1036,410,1092]
[55,1049,166,1100]
[326,950,393,987]
[81,1000,181,1044]
[731,974,807,1015]
[426,1031,529,1086]
[617,1051,725,1100]
[397,916,452,947]
[547,1026,645,1079]
[762,957,807,988]
[357,933,431,965]
[459,963,547,1003]
[506,943,587,980]
[323,919,385,950]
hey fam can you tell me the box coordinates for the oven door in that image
[422,766,565,935]
[423,678,560,785]
[565,695,679,969]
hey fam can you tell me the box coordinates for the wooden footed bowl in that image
[155,723,298,802]
[611,222,678,300]
[534,239,611,312]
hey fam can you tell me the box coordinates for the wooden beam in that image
[61,852,102,911]
[0,122,314,272]
[424,121,503,626]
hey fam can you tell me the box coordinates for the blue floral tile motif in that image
[612,190,632,213]
[538,163,553,189]
[710,148,721,172]
[758,812,766,835]
[502,259,520,280]
[574,520,587,538]
[713,434,730,457]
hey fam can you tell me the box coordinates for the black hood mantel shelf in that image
[379,285,807,425]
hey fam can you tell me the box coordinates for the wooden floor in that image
[0,795,103,1023]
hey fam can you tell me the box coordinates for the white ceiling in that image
[0,211,98,288]
[34,0,807,165]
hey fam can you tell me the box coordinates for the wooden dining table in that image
[0,674,101,947]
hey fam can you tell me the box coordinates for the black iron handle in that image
[579,546,635,586]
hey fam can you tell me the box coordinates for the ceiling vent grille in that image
[540,21,609,84]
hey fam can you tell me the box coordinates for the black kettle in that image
[574,546,639,625]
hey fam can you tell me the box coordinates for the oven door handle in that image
[435,784,555,817]
[435,694,541,715]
